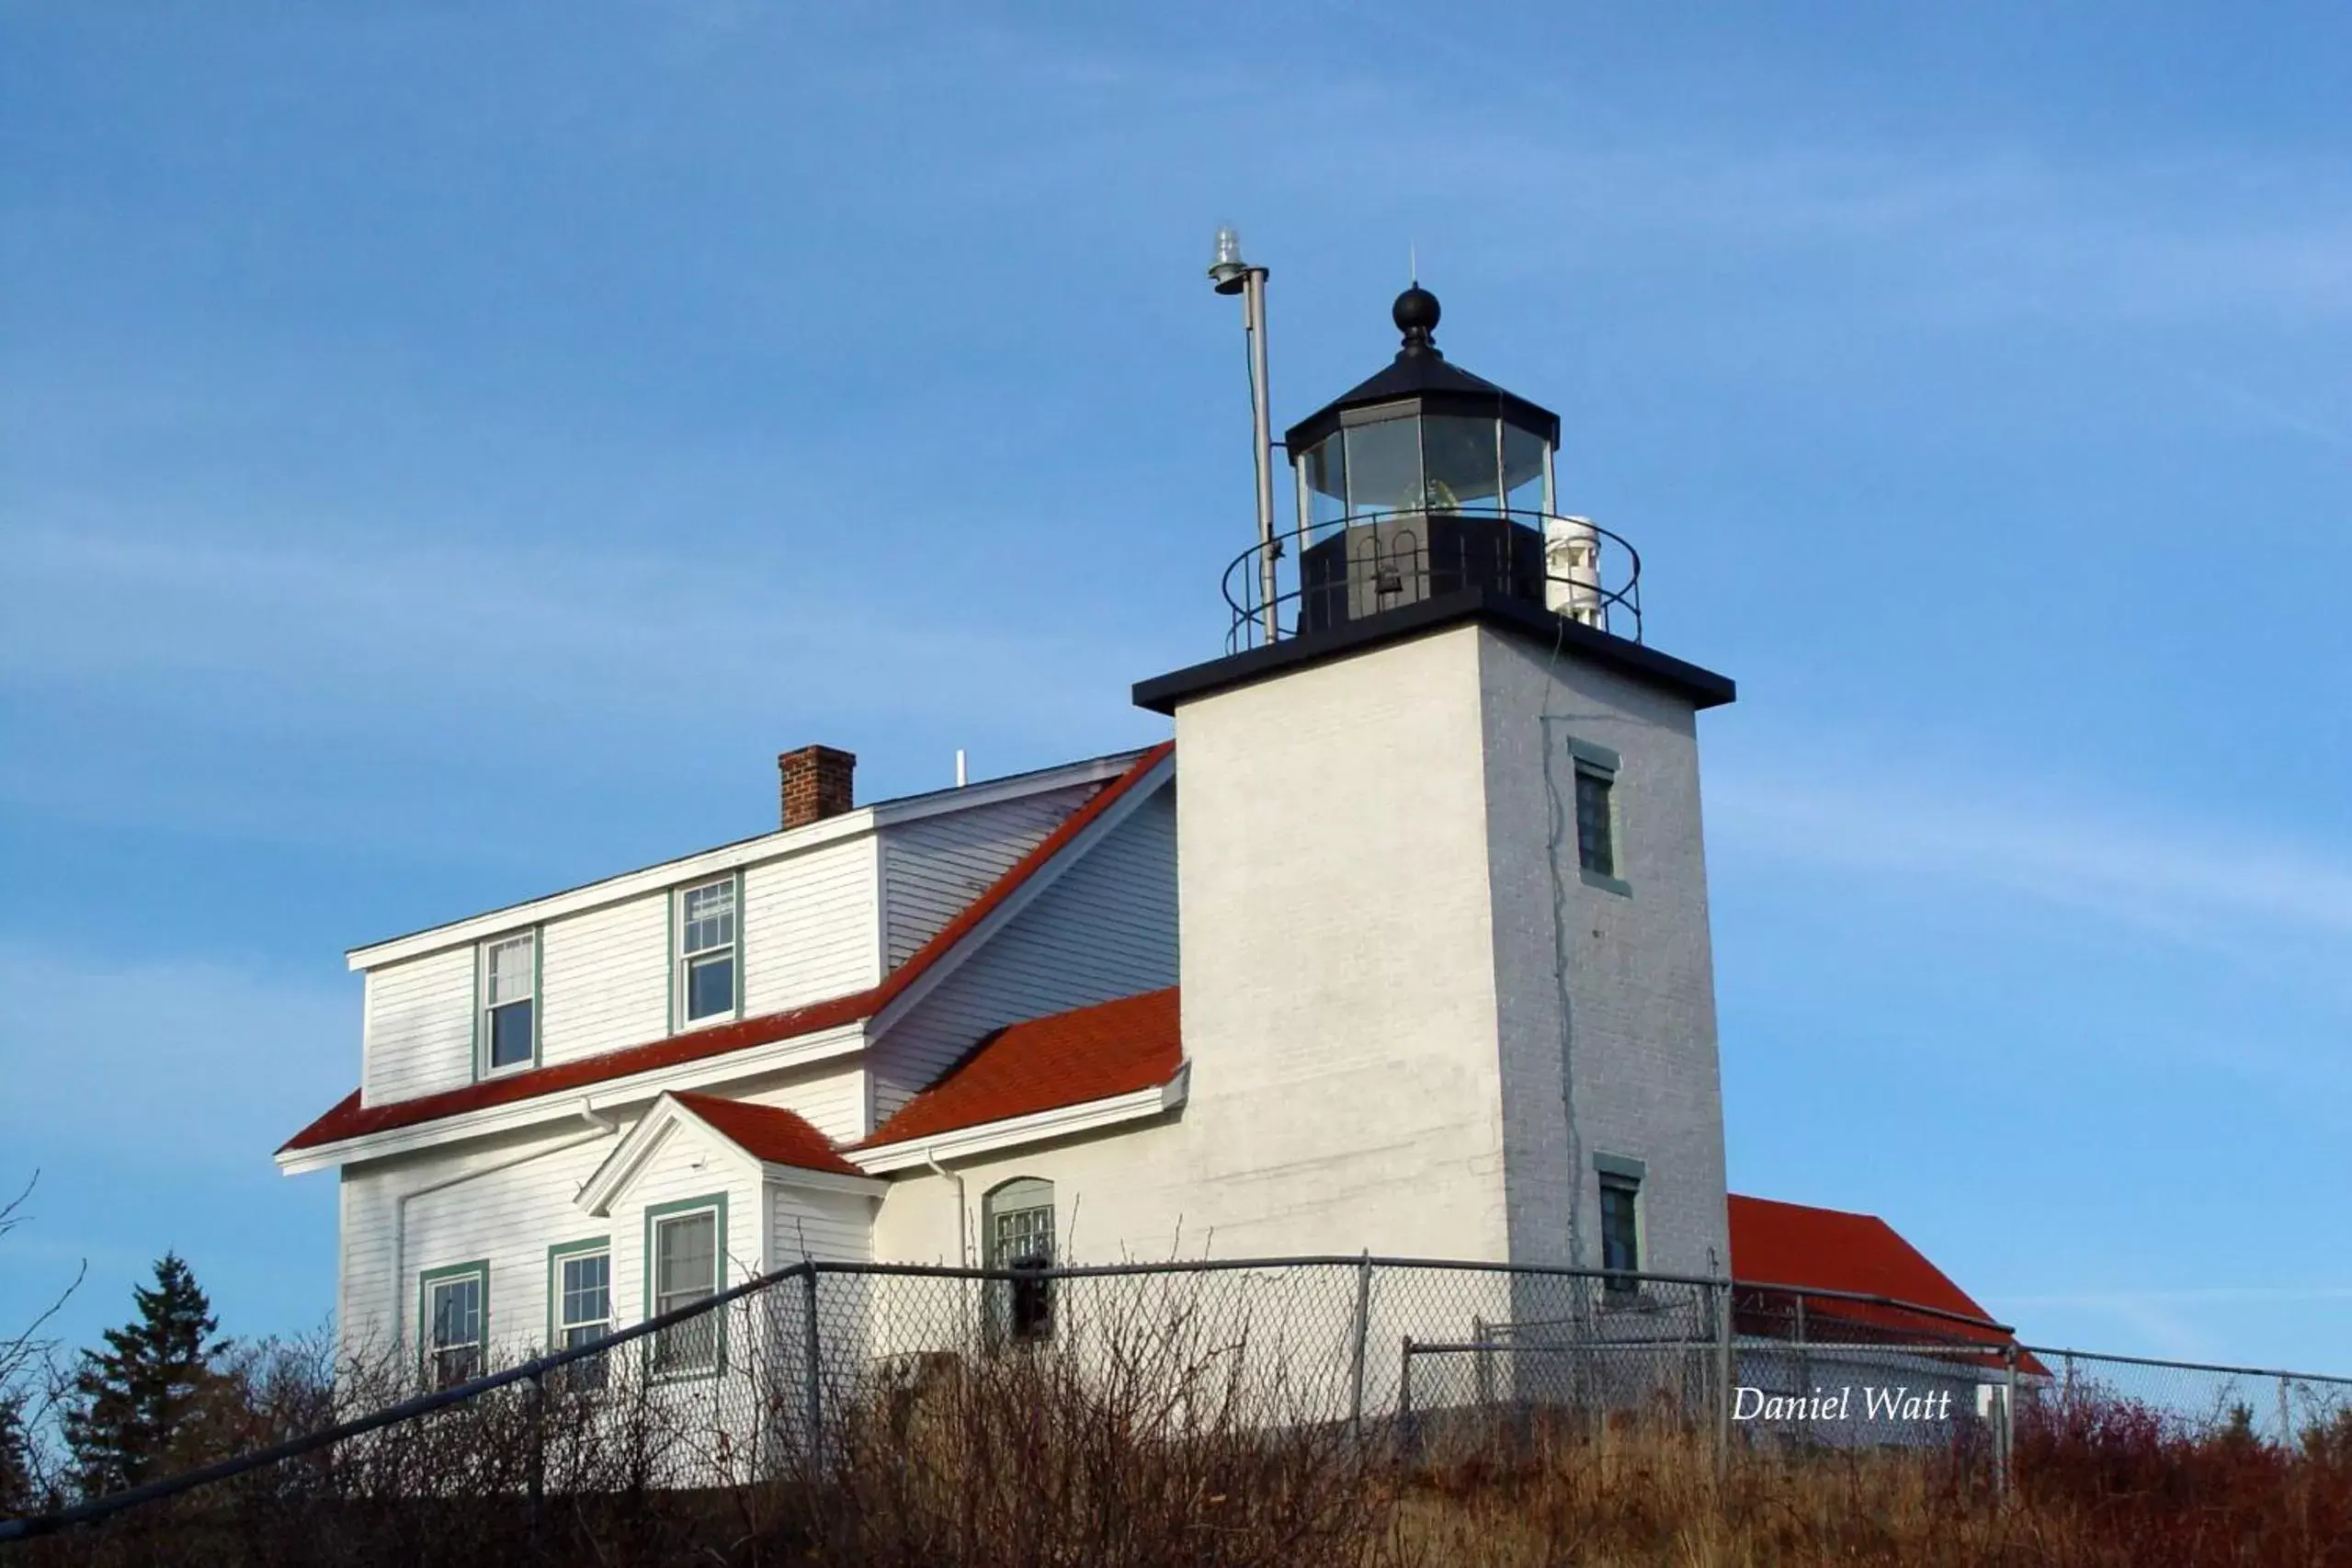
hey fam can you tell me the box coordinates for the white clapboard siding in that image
[539,890,669,1069]
[337,1124,626,1361]
[361,947,477,1107]
[341,1115,780,1367]
[741,835,883,1017]
[769,1186,876,1266]
[869,783,1178,1122]
[879,784,1096,968]
[738,1065,868,1146]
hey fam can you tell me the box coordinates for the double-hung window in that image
[648,1200,722,1374]
[422,1263,487,1390]
[676,878,738,1028]
[551,1242,611,1392]
[481,931,538,1073]
[984,1178,1056,1345]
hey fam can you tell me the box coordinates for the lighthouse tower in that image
[1134,286,1737,1278]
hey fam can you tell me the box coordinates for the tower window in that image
[676,877,739,1027]
[1574,764,1616,878]
[1596,1153,1645,1301]
[480,932,537,1074]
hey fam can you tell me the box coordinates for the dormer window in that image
[479,932,538,1074]
[676,877,740,1028]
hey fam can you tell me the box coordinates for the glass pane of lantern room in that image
[1503,421,1548,515]
[1342,410,1422,517]
[1421,415,1502,511]
[1301,434,1349,529]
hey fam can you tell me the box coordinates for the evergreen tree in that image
[60,1253,229,1496]
[0,1392,35,1517]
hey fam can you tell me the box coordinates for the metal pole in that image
[2000,1343,2018,1501]
[801,1267,823,1467]
[1244,267,1278,645]
[1794,1294,1809,1409]
[1399,1336,1417,1464]
[1713,1279,1733,1480]
[528,1369,545,1549]
[1347,1251,1373,1445]
[2280,1374,2294,1450]
[1473,1316,1493,1409]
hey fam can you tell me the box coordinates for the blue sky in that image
[5,2,2350,1375]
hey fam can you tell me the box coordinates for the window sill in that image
[1581,869,1632,898]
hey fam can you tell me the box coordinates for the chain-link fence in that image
[6,1255,2349,1557]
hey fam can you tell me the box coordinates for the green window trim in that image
[547,1235,611,1349]
[732,869,745,1021]
[416,1259,491,1381]
[1565,734,1630,898]
[1565,736,1621,772]
[642,1192,730,1380]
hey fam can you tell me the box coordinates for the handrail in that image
[0,1261,819,1543]
[0,1256,2232,1543]
[2021,1344,2352,1390]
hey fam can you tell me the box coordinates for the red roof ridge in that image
[669,1092,866,1177]
[278,742,1175,1156]
[858,985,1182,1151]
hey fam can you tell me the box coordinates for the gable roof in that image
[1728,1193,2038,1368]
[670,1093,865,1177]
[279,742,1176,1159]
[861,986,1182,1151]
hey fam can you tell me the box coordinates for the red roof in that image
[280,743,1174,1155]
[861,986,1182,1149]
[671,1093,865,1176]
[1729,1194,2041,1369]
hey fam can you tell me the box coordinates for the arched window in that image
[983,1177,1055,1343]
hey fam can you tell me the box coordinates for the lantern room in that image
[1217,282,1640,650]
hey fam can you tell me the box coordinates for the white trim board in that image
[866,756,1176,1040]
[274,1022,868,1176]
[347,752,1146,971]
[854,1063,1189,1174]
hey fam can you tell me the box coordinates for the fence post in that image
[1713,1279,1733,1481]
[528,1368,546,1551]
[1398,1335,1417,1464]
[1346,1251,1372,1445]
[2279,1375,2294,1450]
[1998,1343,2017,1502]
[1472,1315,1494,1409]
[801,1267,823,1466]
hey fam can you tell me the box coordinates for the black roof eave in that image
[1131,589,1737,716]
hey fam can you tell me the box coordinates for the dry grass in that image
[9,1313,2352,1567]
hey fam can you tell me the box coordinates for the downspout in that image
[923,1147,968,1266]
[387,1098,620,1359]
[924,1147,972,1350]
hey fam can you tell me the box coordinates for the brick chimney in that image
[778,745,857,830]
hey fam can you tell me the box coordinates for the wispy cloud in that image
[0,518,1169,748]
[1713,755,2352,961]
[0,940,354,1173]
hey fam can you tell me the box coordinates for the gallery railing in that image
[1220,508,1644,653]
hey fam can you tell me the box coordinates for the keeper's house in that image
[278,286,2019,1390]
